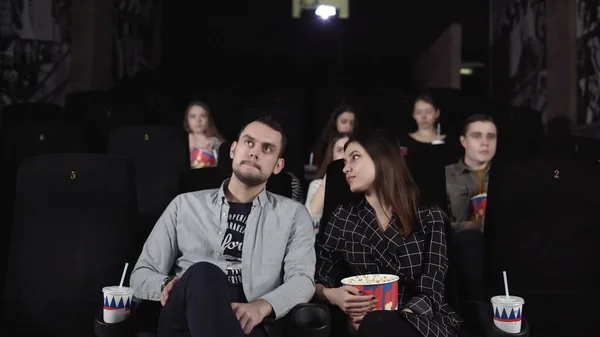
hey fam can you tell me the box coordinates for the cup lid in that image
[491,295,524,306]
[103,286,135,295]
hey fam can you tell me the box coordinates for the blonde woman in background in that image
[184,101,225,169]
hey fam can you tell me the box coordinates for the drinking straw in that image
[119,263,129,288]
[309,152,314,166]
[503,271,510,298]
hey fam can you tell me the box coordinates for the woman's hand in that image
[324,285,377,316]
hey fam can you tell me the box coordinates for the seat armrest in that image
[94,301,332,337]
[265,303,331,337]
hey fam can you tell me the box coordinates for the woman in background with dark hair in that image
[184,101,225,169]
[409,93,446,144]
[400,93,458,165]
[312,105,357,166]
[314,132,461,337]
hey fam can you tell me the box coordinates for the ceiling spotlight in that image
[292,0,349,19]
[315,5,336,19]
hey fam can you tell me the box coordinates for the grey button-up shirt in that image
[130,180,316,318]
[445,159,491,232]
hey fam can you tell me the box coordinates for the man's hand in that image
[231,299,273,334]
[463,220,484,232]
[160,276,180,307]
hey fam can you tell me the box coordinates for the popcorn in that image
[342,274,398,285]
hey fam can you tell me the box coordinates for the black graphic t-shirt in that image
[221,202,252,285]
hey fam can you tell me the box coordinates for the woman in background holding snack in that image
[184,101,225,169]
[314,131,462,337]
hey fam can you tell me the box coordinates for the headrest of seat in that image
[319,159,363,239]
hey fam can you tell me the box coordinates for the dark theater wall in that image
[0,0,163,108]
[576,0,600,126]
[159,1,458,90]
[0,0,71,107]
[113,0,162,80]
[493,0,548,118]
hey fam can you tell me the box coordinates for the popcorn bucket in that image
[341,274,400,311]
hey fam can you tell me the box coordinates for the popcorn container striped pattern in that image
[341,274,400,311]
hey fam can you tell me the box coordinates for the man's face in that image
[460,121,498,164]
[230,122,284,187]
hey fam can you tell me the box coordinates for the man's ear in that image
[230,141,237,159]
[459,135,466,148]
[273,158,285,175]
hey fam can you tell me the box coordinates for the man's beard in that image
[233,166,268,187]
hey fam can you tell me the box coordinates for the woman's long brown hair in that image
[347,131,420,236]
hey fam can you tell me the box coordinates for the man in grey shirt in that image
[445,114,497,233]
[445,114,497,305]
[130,117,316,337]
